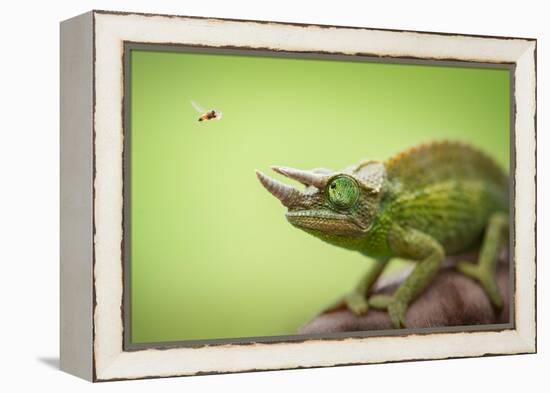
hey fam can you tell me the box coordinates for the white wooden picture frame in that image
[60,10,536,381]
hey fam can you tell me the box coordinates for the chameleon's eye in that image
[327,175,359,209]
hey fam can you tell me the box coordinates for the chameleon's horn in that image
[271,166,328,189]
[256,170,301,207]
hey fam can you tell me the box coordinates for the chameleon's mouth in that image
[286,210,366,236]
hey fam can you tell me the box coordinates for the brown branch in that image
[298,250,510,334]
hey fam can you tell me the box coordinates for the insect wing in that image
[191,100,205,113]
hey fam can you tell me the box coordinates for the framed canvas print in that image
[60,10,537,382]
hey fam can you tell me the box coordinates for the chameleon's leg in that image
[456,211,508,310]
[345,258,389,315]
[368,294,394,310]
[369,224,445,328]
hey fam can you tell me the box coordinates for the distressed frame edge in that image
[97,345,536,383]
[90,11,537,381]
[59,11,95,381]
[512,40,537,353]
[92,8,538,42]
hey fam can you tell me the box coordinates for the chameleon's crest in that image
[347,161,386,193]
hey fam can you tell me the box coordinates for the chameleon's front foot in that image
[343,258,389,316]
[388,300,407,328]
[368,294,408,328]
[345,292,369,315]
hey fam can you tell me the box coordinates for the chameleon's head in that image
[256,161,386,244]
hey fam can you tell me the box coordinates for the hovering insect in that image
[191,100,223,122]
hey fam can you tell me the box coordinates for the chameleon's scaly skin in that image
[256,141,509,328]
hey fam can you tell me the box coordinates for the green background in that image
[129,49,510,344]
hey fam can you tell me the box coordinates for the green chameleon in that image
[256,141,508,328]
